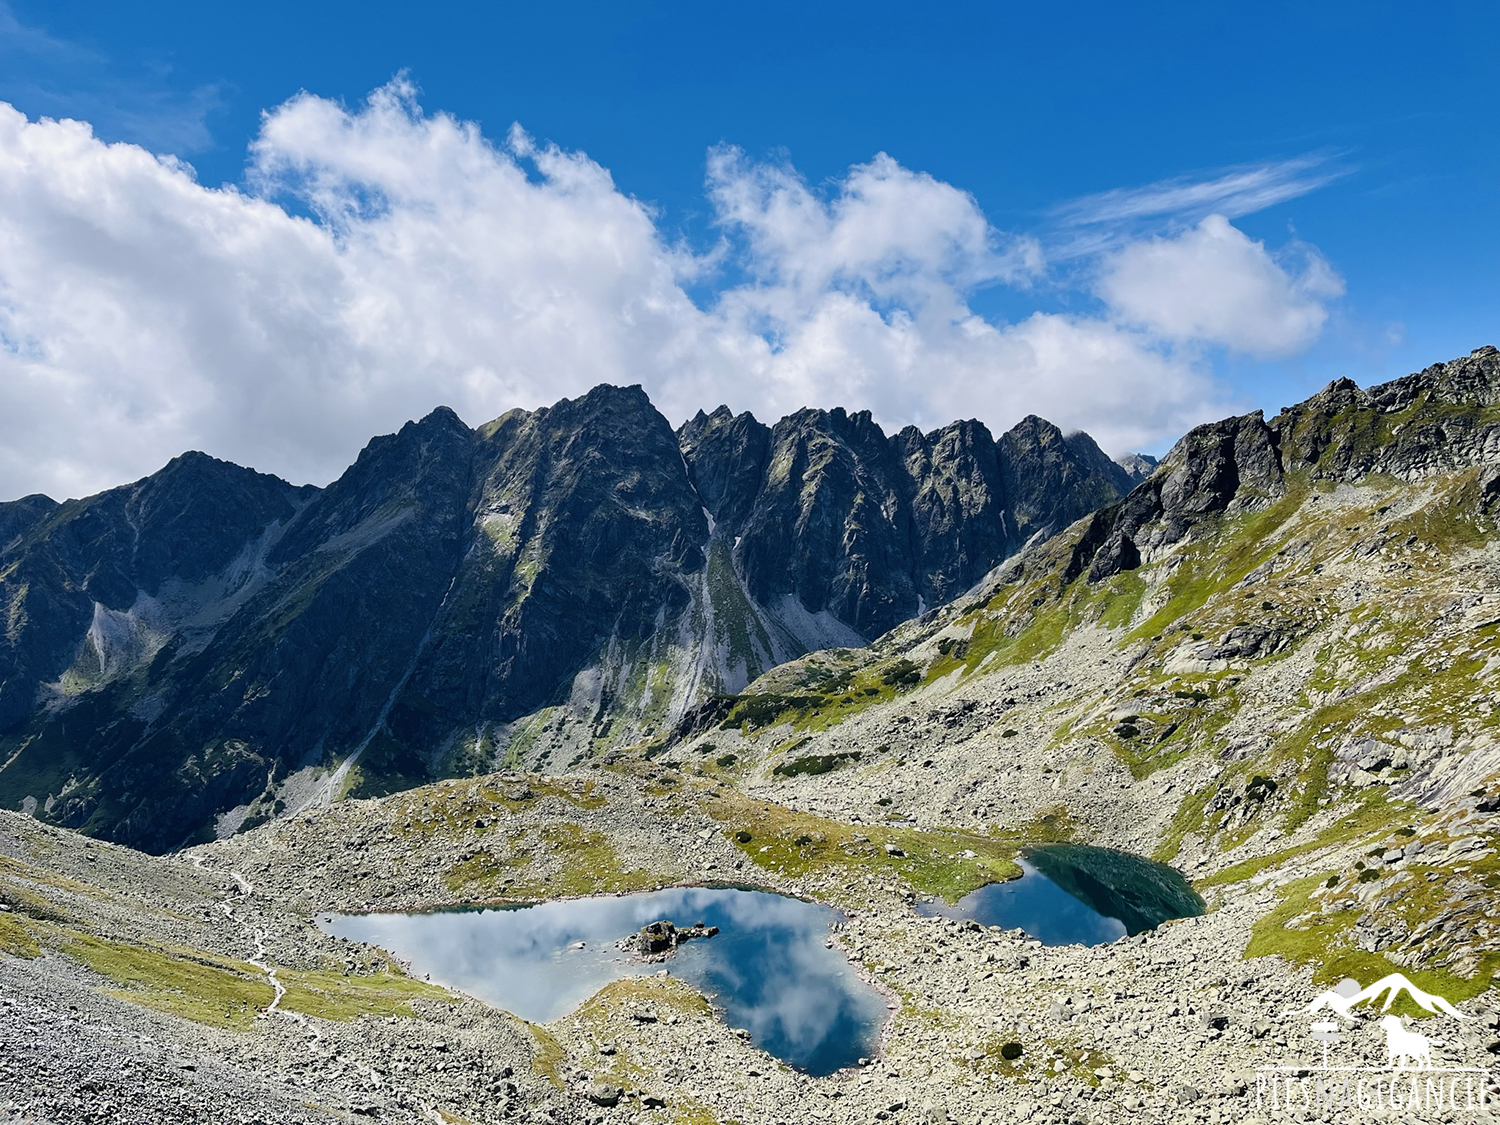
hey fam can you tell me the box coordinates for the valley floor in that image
[2,742,1496,1125]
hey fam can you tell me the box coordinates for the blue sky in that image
[0,1,1495,498]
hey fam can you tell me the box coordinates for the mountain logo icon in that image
[1259,972,1493,1112]
[1299,973,1471,1022]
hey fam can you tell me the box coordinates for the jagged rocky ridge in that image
[1069,345,1500,584]
[0,389,1130,850]
[5,347,1500,1125]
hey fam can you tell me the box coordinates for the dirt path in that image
[186,853,285,1015]
[183,849,466,1122]
[246,925,286,1014]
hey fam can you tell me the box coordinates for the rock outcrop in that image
[681,406,1130,636]
[625,919,720,958]
[1077,346,1500,581]
[1113,452,1159,484]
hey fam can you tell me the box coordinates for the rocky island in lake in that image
[623,918,721,958]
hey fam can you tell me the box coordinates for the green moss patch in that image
[58,930,272,1029]
[279,964,450,1021]
[710,795,1071,903]
[0,912,40,958]
[771,750,862,778]
[52,921,449,1029]
[526,1022,568,1088]
[719,654,931,737]
[1244,874,1500,1012]
[444,822,662,899]
[576,974,713,1023]
[1195,789,1409,889]
[1126,488,1307,645]
[392,775,607,841]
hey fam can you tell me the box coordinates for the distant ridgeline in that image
[0,387,1139,850]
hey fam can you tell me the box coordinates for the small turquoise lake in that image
[919,844,1204,944]
[318,887,889,1076]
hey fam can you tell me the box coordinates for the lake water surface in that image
[918,844,1204,944]
[318,887,888,1075]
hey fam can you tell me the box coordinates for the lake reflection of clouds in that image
[920,860,1129,946]
[319,887,886,1075]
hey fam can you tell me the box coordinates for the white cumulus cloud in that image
[0,81,1340,501]
[1097,214,1345,358]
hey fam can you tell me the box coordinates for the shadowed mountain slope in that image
[0,387,1130,850]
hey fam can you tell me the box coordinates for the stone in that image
[626,919,719,958]
[635,920,678,955]
[584,1082,622,1107]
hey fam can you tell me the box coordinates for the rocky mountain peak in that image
[1070,346,1500,584]
[999,415,1132,547]
[1155,411,1281,514]
[270,401,475,567]
[415,403,467,428]
[0,493,59,554]
[1006,413,1061,440]
[680,403,738,438]
[1114,452,1158,484]
[677,406,770,527]
[1299,375,1367,415]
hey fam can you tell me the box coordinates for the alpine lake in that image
[916,844,1206,944]
[318,845,1202,1075]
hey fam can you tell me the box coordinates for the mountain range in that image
[4,345,1500,1125]
[0,390,1138,850]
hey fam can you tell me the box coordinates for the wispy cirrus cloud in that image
[1032,157,1350,360]
[1054,154,1351,229]
[0,1,223,154]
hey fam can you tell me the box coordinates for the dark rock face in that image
[1076,346,1500,582]
[1,387,1132,849]
[731,407,918,637]
[392,386,710,767]
[999,417,1134,549]
[1274,346,1500,480]
[122,408,481,838]
[0,494,59,554]
[900,420,1013,611]
[678,406,772,532]
[0,454,312,734]
[682,408,1131,637]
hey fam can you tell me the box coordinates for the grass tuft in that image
[0,912,40,958]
